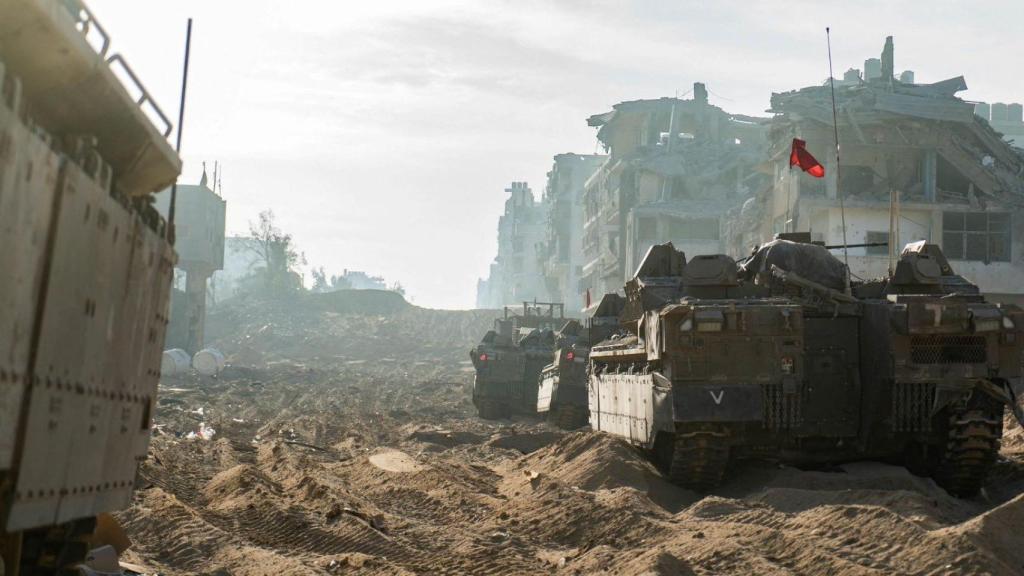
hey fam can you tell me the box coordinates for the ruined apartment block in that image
[476,182,551,308]
[580,84,769,305]
[726,37,1024,303]
[538,153,606,312]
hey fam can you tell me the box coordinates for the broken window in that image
[942,212,1011,262]
[936,155,972,196]
[865,231,889,255]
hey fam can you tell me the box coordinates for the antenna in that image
[826,27,850,292]
[168,18,193,245]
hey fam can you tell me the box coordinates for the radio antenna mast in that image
[168,18,193,244]
[826,27,850,292]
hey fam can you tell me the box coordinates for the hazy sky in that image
[90,0,1024,309]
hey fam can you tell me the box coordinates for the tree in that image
[246,210,305,295]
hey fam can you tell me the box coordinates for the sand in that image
[119,292,1024,575]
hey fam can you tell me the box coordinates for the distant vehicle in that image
[538,294,624,430]
[0,1,179,573]
[588,242,1022,495]
[470,302,564,419]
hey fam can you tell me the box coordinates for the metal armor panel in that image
[0,98,60,470]
[673,383,763,422]
[6,158,172,531]
[589,373,672,447]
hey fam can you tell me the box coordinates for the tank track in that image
[931,402,1003,498]
[550,403,588,430]
[668,432,730,490]
[476,399,508,420]
[16,516,96,576]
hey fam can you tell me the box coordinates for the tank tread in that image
[551,404,588,430]
[932,407,1002,498]
[477,399,508,420]
[668,432,730,490]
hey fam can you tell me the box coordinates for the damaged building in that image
[579,84,769,305]
[538,153,606,312]
[476,181,551,308]
[726,37,1024,303]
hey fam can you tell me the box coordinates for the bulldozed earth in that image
[123,290,1024,575]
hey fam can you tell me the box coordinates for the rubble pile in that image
[117,294,1024,575]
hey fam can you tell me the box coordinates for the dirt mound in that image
[305,289,412,314]
[128,297,1024,575]
[203,292,497,368]
[509,431,673,495]
[949,494,1024,573]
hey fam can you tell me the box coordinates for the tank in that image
[0,1,180,573]
[854,241,1023,496]
[587,241,1023,495]
[470,302,564,419]
[538,294,625,430]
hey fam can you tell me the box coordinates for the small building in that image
[580,84,769,305]
[538,153,605,313]
[154,171,226,351]
[730,37,1024,304]
[476,182,550,308]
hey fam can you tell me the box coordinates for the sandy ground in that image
[119,291,1024,575]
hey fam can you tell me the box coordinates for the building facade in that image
[476,182,551,308]
[539,153,605,313]
[727,38,1024,303]
[579,84,769,306]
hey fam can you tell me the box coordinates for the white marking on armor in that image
[710,390,725,405]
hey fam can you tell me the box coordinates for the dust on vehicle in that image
[470,302,564,419]
[588,241,1023,494]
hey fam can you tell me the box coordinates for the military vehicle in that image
[588,241,1022,495]
[854,241,1023,496]
[0,1,179,573]
[470,302,564,419]
[537,294,624,430]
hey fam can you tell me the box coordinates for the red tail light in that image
[566,351,575,361]
[479,353,488,361]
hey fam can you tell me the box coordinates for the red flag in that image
[789,138,825,178]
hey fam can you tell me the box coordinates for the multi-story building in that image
[476,182,550,308]
[538,153,605,313]
[727,37,1024,304]
[579,83,769,305]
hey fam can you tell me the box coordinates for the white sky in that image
[89,0,1024,309]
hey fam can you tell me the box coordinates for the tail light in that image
[479,353,488,362]
[781,356,794,374]
[566,351,575,361]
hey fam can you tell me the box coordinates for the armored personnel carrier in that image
[538,294,624,430]
[470,302,564,419]
[588,241,1023,495]
[0,1,179,573]
[854,241,1023,496]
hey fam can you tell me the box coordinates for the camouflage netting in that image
[740,239,848,291]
